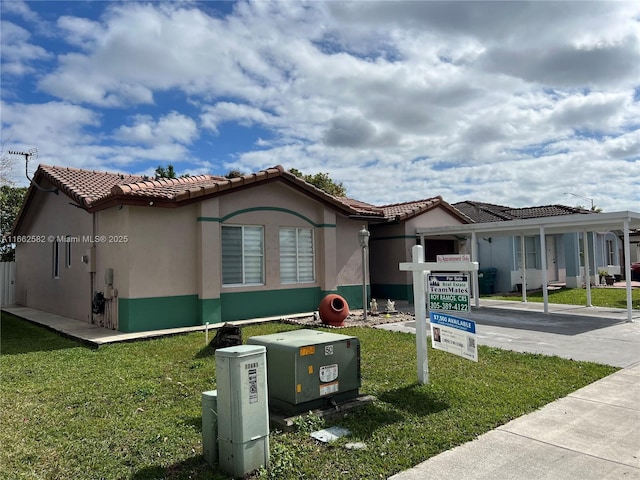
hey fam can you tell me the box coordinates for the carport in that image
[416,211,640,322]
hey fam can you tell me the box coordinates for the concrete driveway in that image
[377,299,640,368]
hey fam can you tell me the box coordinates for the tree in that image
[155,164,176,179]
[1,185,28,261]
[288,168,347,197]
[225,169,246,179]
[153,164,190,180]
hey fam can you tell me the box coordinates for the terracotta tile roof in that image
[453,201,594,223]
[378,197,474,223]
[27,164,367,217]
[380,198,443,221]
[340,198,385,217]
[37,164,146,208]
[24,164,470,225]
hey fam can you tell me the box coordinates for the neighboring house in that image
[452,201,623,292]
[12,164,469,332]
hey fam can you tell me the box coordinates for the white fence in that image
[1,262,16,307]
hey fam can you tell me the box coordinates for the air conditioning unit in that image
[247,329,360,415]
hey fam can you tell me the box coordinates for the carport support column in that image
[623,220,633,322]
[539,226,549,314]
[583,230,592,307]
[520,235,527,303]
[471,231,479,307]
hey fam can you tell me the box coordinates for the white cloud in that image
[200,102,278,134]
[1,0,638,211]
[114,112,198,146]
[0,21,52,76]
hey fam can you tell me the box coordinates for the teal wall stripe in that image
[117,285,375,332]
[118,295,201,333]
[220,287,322,321]
[197,207,336,228]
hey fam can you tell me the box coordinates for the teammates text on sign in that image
[428,274,470,312]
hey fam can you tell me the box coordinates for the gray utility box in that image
[201,390,218,466]
[248,329,361,415]
[215,345,270,478]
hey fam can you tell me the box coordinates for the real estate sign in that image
[427,274,470,312]
[429,311,478,362]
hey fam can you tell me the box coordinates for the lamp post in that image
[358,225,370,321]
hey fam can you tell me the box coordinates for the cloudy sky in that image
[1,0,638,211]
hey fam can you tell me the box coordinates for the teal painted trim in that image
[118,295,200,333]
[371,283,414,303]
[197,207,336,228]
[220,286,322,321]
[199,298,222,325]
[336,284,369,310]
[370,235,416,241]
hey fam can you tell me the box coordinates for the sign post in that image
[399,245,430,384]
[400,251,479,384]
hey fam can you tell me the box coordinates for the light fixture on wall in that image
[358,225,370,321]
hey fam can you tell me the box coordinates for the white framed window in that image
[515,236,538,269]
[280,227,315,284]
[606,239,615,265]
[222,225,264,286]
[53,240,60,279]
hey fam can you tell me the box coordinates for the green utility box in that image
[248,329,361,415]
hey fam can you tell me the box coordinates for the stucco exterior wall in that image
[128,205,198,297]
[370,207,466,301]
[14,179,377,332]
[113,181,367,331]
[14,184,93,322]
[369,222,412,288]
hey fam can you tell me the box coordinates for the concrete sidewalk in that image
[390,364,640,480]
[1,305,313,347]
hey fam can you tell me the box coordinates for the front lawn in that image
[488,286,640,309]
[0,312,617,479]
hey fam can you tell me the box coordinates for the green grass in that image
[487,286,640,309]
[1,312,617,480]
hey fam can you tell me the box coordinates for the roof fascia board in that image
[416,211,640,237]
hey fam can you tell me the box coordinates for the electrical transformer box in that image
[247,329,361,415]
